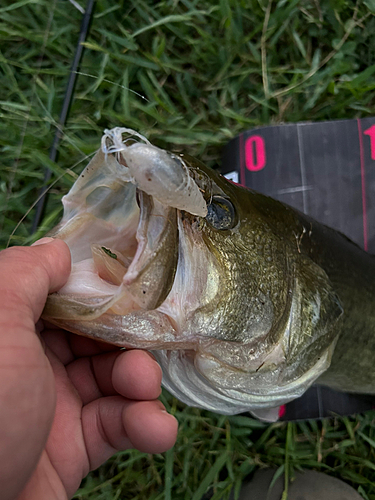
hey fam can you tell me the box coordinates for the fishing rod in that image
[32,0,96,233]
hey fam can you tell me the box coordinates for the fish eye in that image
[205,196,236,230]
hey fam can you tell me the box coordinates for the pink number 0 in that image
[364,124,375,160]
[245,135,266,171]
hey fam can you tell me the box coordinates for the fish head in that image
[43,127,343,420]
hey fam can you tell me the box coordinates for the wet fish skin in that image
[42,131,375,418]
[196,158,375,394]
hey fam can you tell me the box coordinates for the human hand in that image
[0,238,178,500]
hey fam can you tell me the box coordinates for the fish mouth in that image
[43,128,207,327]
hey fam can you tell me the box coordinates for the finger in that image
[42,328,119,365]
[123,400,178,454]
[82,397,178,471]
[66,349,162,405]
[112,349,162,400]
[65,353,119,404]
[42,329,75,365]
[68,332,119,358]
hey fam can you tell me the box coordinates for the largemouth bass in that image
[43,127,375,421]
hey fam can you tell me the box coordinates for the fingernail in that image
[161,410,178,422]
[31,237,55,247]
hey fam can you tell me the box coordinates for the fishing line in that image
[32,91,89,158]
[7,153,95,249]
[73,71,150,102]
[32,0,96,233]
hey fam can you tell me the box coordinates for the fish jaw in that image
[43,130,208,331]
[154,342,336,418]
[43,204,222,350]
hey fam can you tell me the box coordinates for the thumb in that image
[0,239,71,500]
[0,238,71,325]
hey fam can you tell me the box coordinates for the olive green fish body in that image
[293,213,375,392]
[239,187,375,393]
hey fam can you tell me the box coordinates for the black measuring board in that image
[221,117,375,421]
[222,117,375,252]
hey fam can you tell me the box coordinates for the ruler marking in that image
[357,118,368,251]
[239,133,246,186]
[297,124,308,213]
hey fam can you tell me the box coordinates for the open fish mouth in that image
[44,128,207,330]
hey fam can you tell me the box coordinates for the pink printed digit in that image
[364,124,375,160]
[245,135,266,171]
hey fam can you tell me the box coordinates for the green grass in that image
[1,0,375,498]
